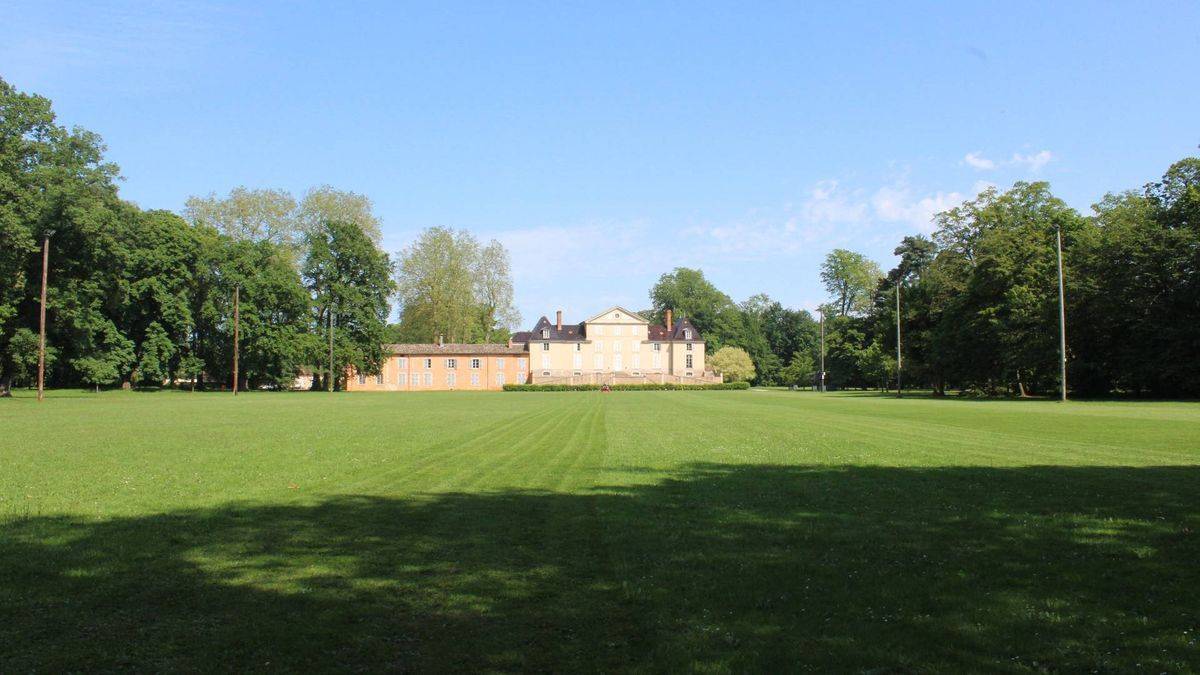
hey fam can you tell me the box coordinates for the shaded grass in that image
[2,390,1199,671]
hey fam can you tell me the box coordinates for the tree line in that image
[646,160,1200,397]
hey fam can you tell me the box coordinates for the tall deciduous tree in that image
[304,220,394,389]
[393,227,518,344]
[820,249,882,317]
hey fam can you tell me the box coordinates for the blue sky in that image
[3,1,1198,326]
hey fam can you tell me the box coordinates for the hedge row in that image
[502,381,750,392]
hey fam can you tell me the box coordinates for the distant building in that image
[344,341,528,391]
[510,306,718,385]
[344,305,719,391]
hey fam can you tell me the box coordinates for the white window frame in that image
[686,354,694,369]
[541,328,550,339]
[684,329,692,340]
[541,354,551,369]
[496,358,505,369]
[470,373,480,386]
[411,372,420,386]
[496,372,506,387]
[424,358,432,369]
[518,358,527,370]
[652,343,661,351]
[687,343,693,351]
[357,373,366,385]
[398,370,407,384]
[423,372,433,386]
[470,358,481,369]
[542,342,550,351]
[375,372,383,385]
[447,372,456,388]
[397,357,408,369]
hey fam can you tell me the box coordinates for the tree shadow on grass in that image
[2,464,1197,672]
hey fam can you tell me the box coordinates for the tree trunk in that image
[0,374,11,397]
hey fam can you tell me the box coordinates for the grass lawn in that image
[2,389,1198,672]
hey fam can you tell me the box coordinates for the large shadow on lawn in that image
[2,465,1197,672]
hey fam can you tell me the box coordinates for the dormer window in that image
[683,329,692,340]
[541,329,549,339]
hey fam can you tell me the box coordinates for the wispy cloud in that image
[962,149,1055,173]
[1010,150,1054,172]
[963,152,997,171]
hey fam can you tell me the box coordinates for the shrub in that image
[503,382,750,392]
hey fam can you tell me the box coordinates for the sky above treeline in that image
[3,1,1198,326]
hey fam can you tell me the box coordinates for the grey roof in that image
[514,314,705,343]
[384,343,529,355]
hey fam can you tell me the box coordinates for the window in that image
[357,373,365,385]
[446,358,457,369]
[397,357,408,369]
[541,328,549,338]
[613,341,621,352]
[595,340,603,352]
[496,358,505,369]
[518,358,527,370]
[629,326,639,337]
[541,354,551,369]
[517,370,526,383]
[375,372,383,385]
[684,329,692,340]
[447,372,456,388]
[686,354,693,369]
[411,372,420,386]
[614,325,622,336]
[614,312,621,319]
[470,373,480,386]
[424,358,432,369]
[631,340,640,352]
[632,354,641,369]
[397,370,407,384]
[424,372,433,386]
[573,370,582,376]
[496,372,506,387]
[542,370,551,376]
[574,343,581,351]
[595,326,604,336]
[593,353,603,369]
[542,342,550,351]
[573,353,582,369]
[470,358,481,369]
[687,343,693,351]
[652,353,661,368]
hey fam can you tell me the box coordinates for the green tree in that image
[298,185,383,245]
[648,267,737,343]
[709,346,756,382]
[184,187,300,249]
[304,220,394,389]
[820,249,882,317]
[393,227,517,344]
[778,352,816,388]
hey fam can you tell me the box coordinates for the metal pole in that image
[819,308,826,392]
[37,233,50,402]
[1056,225,1067,402]
[232,285,239,395]
[896,283,902,398]
[328,302,335,392]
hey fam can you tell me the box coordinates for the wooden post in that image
[1056,225,1067,402]
[896,283,902,398]
[232,285,239,396]
[328,303,335,392]
[37,232,51,402]
[819,308,826,393]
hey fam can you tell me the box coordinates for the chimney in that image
[665,309,673,332]
[438,334,444,347]
[507,337,513,348]
[556,310,563,331]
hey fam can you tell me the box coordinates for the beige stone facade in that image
[510,306,719,385]
[345,306,720,391]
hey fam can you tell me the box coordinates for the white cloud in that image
[872,185,964,233]
[963,152,997,171]
[799,180,869,225]
[1010,150,1054,172]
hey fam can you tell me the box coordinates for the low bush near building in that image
[503,382,750,392]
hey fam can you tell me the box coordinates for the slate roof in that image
[384,343,529,355]
[513,314,704,343]
[647,317,704,342]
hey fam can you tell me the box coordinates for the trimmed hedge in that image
[503,381,750,392]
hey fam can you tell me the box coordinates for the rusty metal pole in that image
[37,232,51,402]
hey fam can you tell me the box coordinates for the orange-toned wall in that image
[345,353,530,391]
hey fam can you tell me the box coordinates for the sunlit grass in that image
[2,389,1198,671]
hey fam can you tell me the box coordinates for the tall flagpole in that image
[819,307,826,393]
[37,232,52,402]
[895,283,902,398]
[1056,224,1067,402]
[232,285,239,396]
